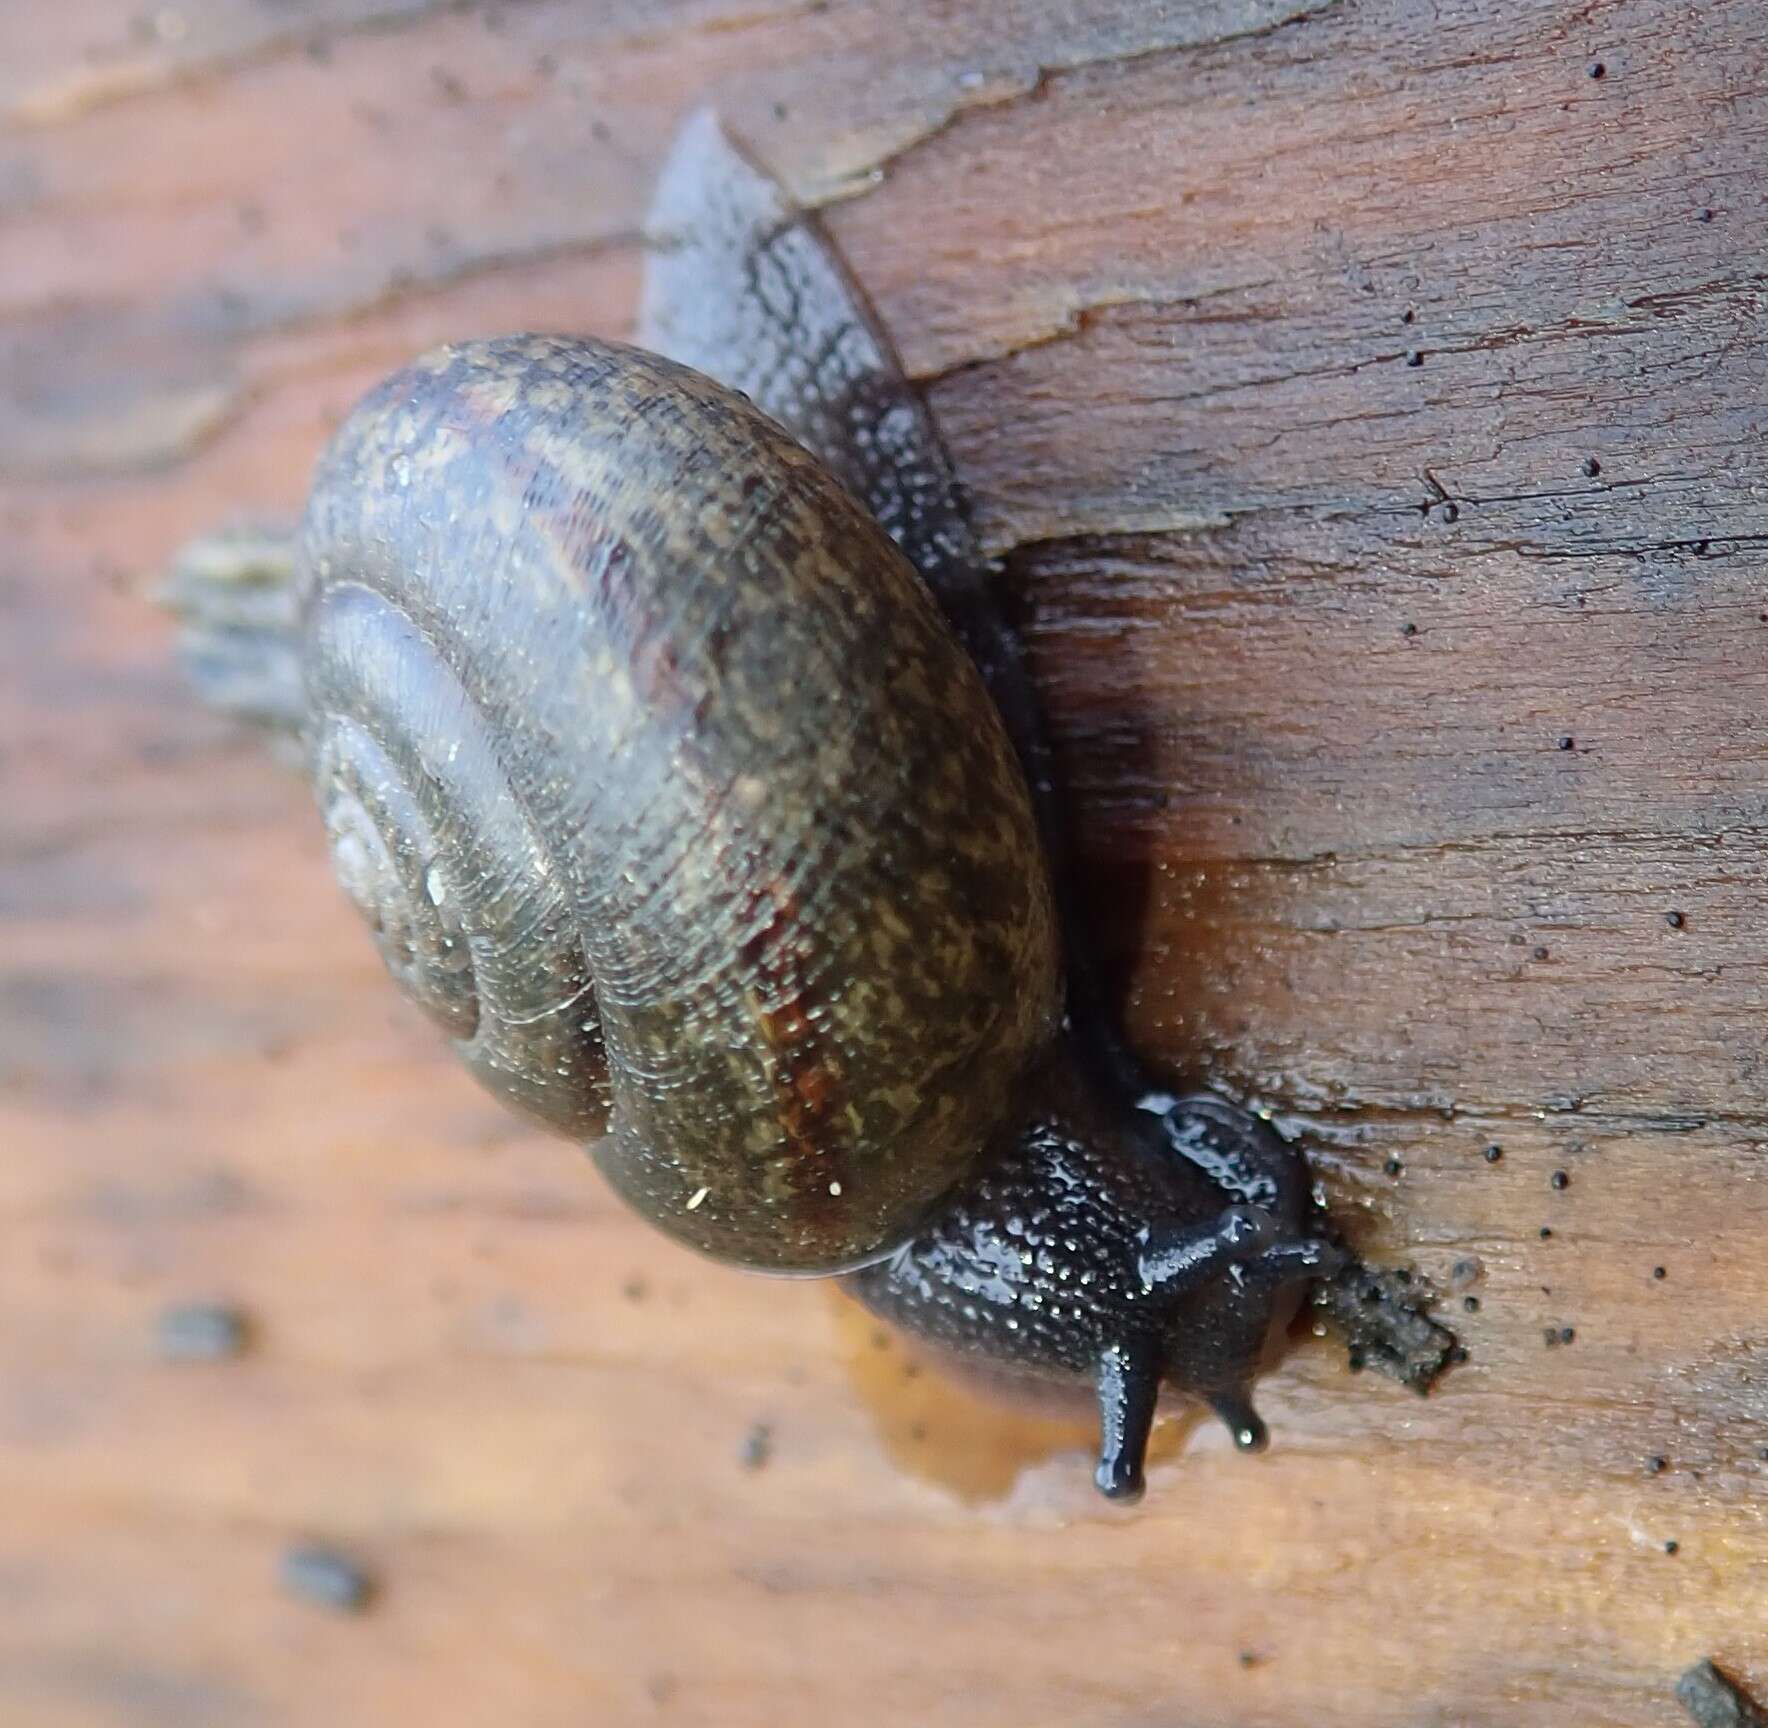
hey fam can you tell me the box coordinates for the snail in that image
[167,113,1451,1500]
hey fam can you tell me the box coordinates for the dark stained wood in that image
[3,1,1767,1724]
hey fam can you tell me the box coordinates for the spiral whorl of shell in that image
[298,335,1061,1271]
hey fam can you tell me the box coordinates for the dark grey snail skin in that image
[168,113,1451,1501]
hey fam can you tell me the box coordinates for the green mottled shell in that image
[300,335,1062,1272]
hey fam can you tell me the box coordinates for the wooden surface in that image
[3,1,1767,1723]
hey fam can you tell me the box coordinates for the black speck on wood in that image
[279,1545,372,1614]
[155,1303,249,1361]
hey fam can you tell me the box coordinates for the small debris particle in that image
[1676,1659,1768,1728]
[1648,1455,1668,1475]
[1581,456,1602,477]
[1401,621,1418,636]
[1666,910,1686,929]
[1401,307,1416,325]
[1484,1144,1504,1163]
[1552,1170,1570,1191]
[1588,60,1606,78]
[1315,1258,1456,1391]
[1346,1349,1366,1374]
[1533,945,1551,961]
[1544,1327,1560,1348]
[1450,1257,1483,1289]
[1238,1650,1264,1669]
[739,1422,773,1472]
[1540,1226,1554,1239]
[1559,1325,1576,1345]
[1698,207,1716,223]
[1557,735,1575,751]
[1440,501,1459,523]
[1404,348,1425,367]
[279,1545,371,1614]
[1654,1266,1668,1280]
[156,1303,248,1361]
[1384,1156,1404,1177]
[1664,1539,1680,1555]
[1462,1295,1480,1313]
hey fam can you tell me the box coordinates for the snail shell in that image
[300,334,1062,1273]
[165,113,1447,1499]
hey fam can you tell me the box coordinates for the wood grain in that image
[3,1,1765,1723]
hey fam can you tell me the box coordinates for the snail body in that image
[173,116,1368,1500]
